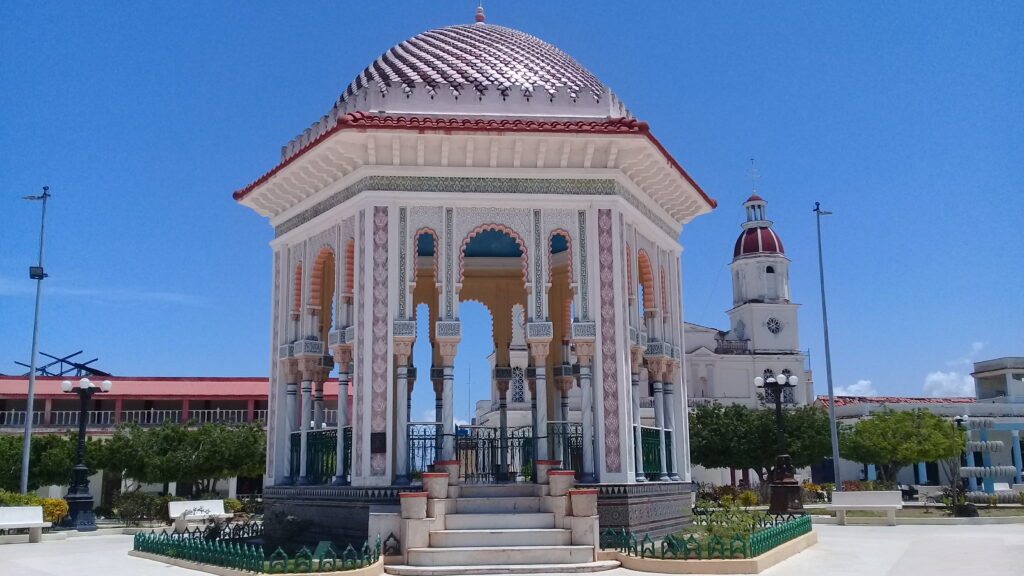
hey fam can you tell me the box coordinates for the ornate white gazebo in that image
[236,12,715,542]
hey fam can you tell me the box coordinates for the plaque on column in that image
[370,432,387,454]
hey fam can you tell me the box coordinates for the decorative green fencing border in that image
[133,531,383,574]
[134,532,265,572]
[600,515,812,560]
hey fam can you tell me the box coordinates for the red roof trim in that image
[232,112,717,210]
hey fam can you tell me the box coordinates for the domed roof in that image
[733,227,784,258]
[337,23,607,107]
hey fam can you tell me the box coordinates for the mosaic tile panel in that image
[598,209,621,472]
[371,206,388,476]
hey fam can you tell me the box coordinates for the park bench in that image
[168,499,233,525]
[830,490,902,525]
[0,506,51,543]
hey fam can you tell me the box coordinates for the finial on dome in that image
[475,2,486,23]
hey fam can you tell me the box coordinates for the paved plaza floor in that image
[3,524,1023,576]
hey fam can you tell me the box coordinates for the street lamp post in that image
[20,186,51,495]
[755,372,803,515]
[60,378,111,532]
[814,201,842,490]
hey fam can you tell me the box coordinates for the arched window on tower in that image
[766,266,775,274]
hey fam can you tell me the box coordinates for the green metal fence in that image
[133,531,384,573]
[599,514,812,560]
[640,426,663,480]
[289,427,350,484]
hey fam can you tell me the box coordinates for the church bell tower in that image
[726,195,800,353]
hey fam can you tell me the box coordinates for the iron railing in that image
[456,425,535,483]
[289,427,350,484]
[640,426,663,480]
[407,422,442,476]
[547,422,581,477]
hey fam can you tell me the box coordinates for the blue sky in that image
[1,1,1021,424]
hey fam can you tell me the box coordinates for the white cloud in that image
[924,371,974,397]
[946,341,985,368]
[834,379,877,396]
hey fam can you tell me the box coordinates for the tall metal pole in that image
[814,202,842,490]
[20,187,50,494]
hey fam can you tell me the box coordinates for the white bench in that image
[830,490,903,525]
[168,499,233,524]
[0,506,51,543]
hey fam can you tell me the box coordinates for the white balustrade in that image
[0,410,42,427]
[189,409,248,424]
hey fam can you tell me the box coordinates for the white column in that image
[313,383,324,429]
[442,366,455,460]
[395,365,411,484]
[285,382,298,483]
[579,361,596,483]
[298,380,312,484]
[535,366,549,460]
[652,379,669,481]
[664,380,680,481]
[498,380,510,482]
[227,476,238,499]
[333,361,350,485]
[631,368,645,482]
[1011,429,1022,485]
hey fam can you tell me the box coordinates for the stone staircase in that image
[384,484,618,575]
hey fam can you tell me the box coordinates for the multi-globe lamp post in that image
[60,377,111,531]
[755,372,803,515]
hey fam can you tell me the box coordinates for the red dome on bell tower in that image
[732,195,784,259]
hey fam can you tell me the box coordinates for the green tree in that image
[0,432,104,492]
[97,421,266,494]
[840,408,964,482]
[689,402,832,482]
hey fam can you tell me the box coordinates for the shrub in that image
[223,498,244,514]
[0,490,44,507]
[738,490,758,508]
[112,491,163,526]
[1018,491,1024,506]
[39,498,69,523]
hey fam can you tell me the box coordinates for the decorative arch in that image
[546,229,573,284]
[309,246,336,314]
[458,223,529,285]
[291,262,303,320]
[636,250,655,312]
[344,239,355,294]
[413,227,440,283]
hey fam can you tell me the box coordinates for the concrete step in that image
[384,560,620,575]
[406,545,594,567]
[457,484,539,499]
[454,496,540,514]
[445,512,555,530]
[429,528,572,548]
